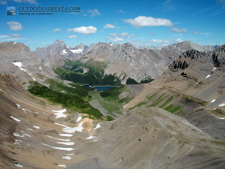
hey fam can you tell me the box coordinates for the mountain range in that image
[34,40,214,84]
[0,40,225,168]
[0,40,218,86]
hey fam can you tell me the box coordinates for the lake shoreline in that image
[81,84,122,88]
[82,84,117,91]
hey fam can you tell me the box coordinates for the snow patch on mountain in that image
[12,62,36,81]
[70,48,83,54]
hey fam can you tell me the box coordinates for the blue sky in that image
[0,0,225,50]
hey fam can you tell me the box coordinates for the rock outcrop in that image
[169,45,225,71]
[0,42,55,87]
[161,41,207,59]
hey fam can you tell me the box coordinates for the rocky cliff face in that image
[169,45,225,71]
[161,41,207,59]
[80,42,171,83]
[34,40,90,78]
[0,42,40,66]
[213,45,225,67]
[0,42,55,88]
[35,40,87,61]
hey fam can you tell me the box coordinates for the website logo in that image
[7,6,16,15]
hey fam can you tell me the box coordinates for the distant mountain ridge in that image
[34,39,87,61]
[0,40,220,86]
[34,40,219,84]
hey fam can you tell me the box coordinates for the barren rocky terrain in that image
[1,71,225,169]
[1,41,225,169]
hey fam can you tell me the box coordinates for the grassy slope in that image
[90,91,122,117]
[89,86,129,117]
[127,86,210,115]
[128,92,183,114]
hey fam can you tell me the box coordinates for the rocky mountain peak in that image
[74,43,87,50]
[169,45,225,71]
[0,42,30,53]
[122,42,134,48]
[54,39,66,45]
[169,49,207,70]
[211,45,225,67]
[51,39,67,49]
[215,44,225,53]
[161,41,207,60]
[95,42,109,47]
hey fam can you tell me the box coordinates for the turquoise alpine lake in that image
[83,85,114,91]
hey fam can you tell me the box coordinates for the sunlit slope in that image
[124,46,225,140]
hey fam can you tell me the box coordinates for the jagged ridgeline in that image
[54,59,122,86]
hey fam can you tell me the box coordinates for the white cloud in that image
[129,38,182,48]
[110,33,134,39]
[171,27,188,33]
[107,32,134,42]
[123,16,173,28]
[192,31,199,34]
[0,33,24,42]
[7,21,23,31]
[87,9,100,17]
[148,38,182,45]
[2,37,22,41]
[104,24,115,29]
[67,35,78,39]
[53,28,61,32]
[0,35,9,38]
[107,37,124,42]
[13,0,38,5]
[67,26,97,35]
[149,39,163,43]
[0,34,22,38]
[118,9,125,13]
